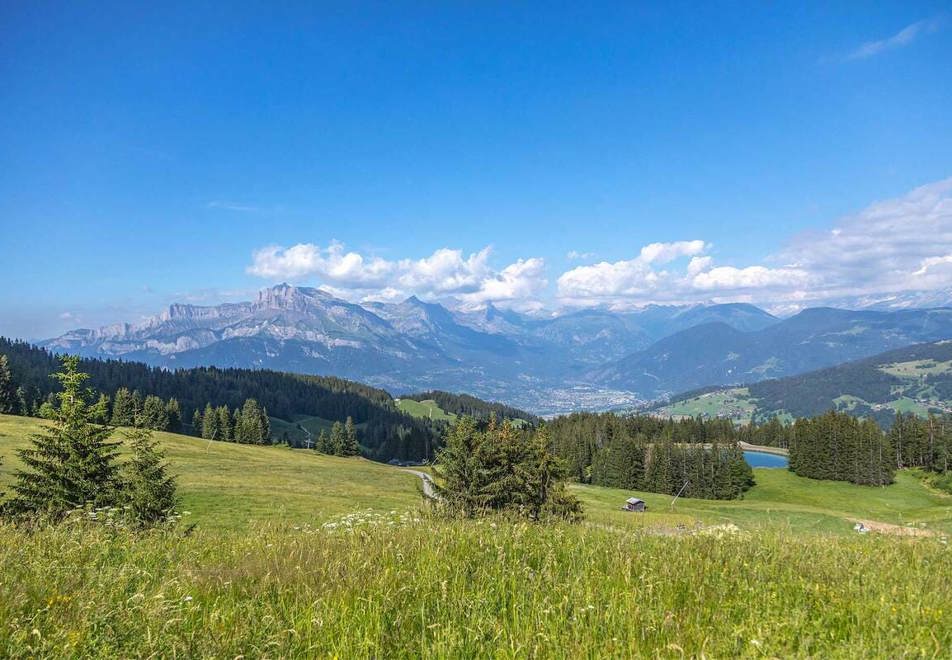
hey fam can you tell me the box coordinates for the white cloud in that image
[639,240,707,264]
[777,176,952,302]
[248,242,545,308]
[847,17,942,60]
[556,177,952,310]
[566,250,595,261]
[248,177,952,314]
[690,265,811,291]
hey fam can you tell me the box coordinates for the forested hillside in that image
[0,337,439,461]
[656,341,952,426]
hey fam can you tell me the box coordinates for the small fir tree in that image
[120,427,178,529]
[5,356,122,521]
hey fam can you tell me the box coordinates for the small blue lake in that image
[743,450,789,468]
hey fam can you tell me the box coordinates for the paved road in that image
[402,469,438,500]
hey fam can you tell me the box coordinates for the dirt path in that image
[848,518,938,537]
[403,469,438,500]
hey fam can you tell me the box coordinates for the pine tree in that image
[5,356,122,521]
[217,405,232,441]
[90,393,111,424]
[330,421,346,455]
[111,387,136,427]
[15,386,29,416]
[316,429,331,453]
[0,355,15,414]
[141,395,169,431]
[120,427,178,528]
[201,403,219,440]
[260,407,271,445]
[166,399,182,433]
[130,390,144,427]
[191,408,203,436]
[342,416,360,456]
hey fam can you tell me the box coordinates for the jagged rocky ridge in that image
[42,284,952,413]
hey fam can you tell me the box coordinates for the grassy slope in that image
[574,469,952,535]
[0,414,420,530]
[3,413,951,534]
[2,414,952,655]
[395,398,458,422]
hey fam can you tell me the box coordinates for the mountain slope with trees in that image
[656,341,952,426]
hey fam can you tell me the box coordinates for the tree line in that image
[193,400,272,444]
[0,338,439,460]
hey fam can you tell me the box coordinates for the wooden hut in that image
[623,497,646,512]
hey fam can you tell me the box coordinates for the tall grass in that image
[1,515,949,657]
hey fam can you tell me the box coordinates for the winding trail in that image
[402,469,438,500]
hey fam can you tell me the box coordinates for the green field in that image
[880,358,952,378]
[0,415,420,530]
[655,387,762,423]
[395,398,458,422]
[2,414,952,656]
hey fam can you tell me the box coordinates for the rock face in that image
[41,284,952,413]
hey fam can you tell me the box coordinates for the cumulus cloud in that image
[847,17,942,60]
[777,176,952,301]
[248,241,545,308]
[557,177,952,310]
[248,177,952,313]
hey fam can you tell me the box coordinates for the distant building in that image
[623,497,646,512]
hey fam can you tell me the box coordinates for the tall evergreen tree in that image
[5,356,122,520]
[90,393,111,424]
[120,427,178,528]
[201,403,219,440]
[342,416,360,456]
[217,405,232,441]
[191,408,203,437]
[141,395,169,431]
[330,420,346,455]
[165,398,182,433]
[0,355,15,414]
[111,387,136,427]
[316,429,332,453]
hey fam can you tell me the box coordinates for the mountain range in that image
[41,284,952,414]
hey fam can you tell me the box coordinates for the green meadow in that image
[2,413,952,657]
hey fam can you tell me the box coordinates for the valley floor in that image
[1,414,951,656]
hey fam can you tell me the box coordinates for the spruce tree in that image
[191,408,203,437]
[217,405,232,441]
[5,356,122,521]
[90,393,111,424]
[330,420,346,455]
[317,429,331,453]
[342,416,360,456]
[141,395,169,431]
[0,355,15,414]
[120,427,178,529]
[111,387,136,427]
[166,399,182,433]
[201,403,219,440]
[15,386,29,416]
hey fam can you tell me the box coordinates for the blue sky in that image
[2,2,952,339]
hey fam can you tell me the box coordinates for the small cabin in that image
[623,497,646,512]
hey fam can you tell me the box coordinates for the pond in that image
[743,450,789,468]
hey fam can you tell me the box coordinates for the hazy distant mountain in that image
[654,340,952,427]
[40,284,952,412]
[598,307,952,398]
